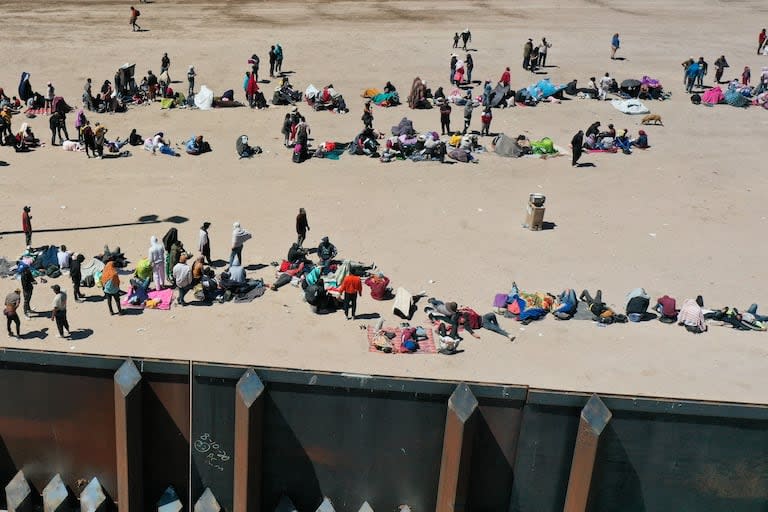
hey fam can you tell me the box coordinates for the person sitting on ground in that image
[631,129,649,148]
[655,294,678,323]
[127,276,151,306]
[625,287,650,321]
[597,123,616,143]
[186,135,211,155]
[677,296,707,333]
[304,277,338,314]
[425,299,480,340]
[20,123,40,147]
[286,242,307,264]
[614,129,632,154]
[317,236,337,273]
[365,272,392,300]
[236,134,261,158]
[579,289,627,324]
[384,81,396,93]
[585,121,601,139]
[57,244,71,269]
[128,129,143,146]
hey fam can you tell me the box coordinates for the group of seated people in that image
[583,121,648,152]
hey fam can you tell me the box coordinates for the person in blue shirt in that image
[685,61,700,93]
[610,33,620,59]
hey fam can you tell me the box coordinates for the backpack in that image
[690,93,701,105]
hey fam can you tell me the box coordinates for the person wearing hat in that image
[21,206,32,247]
[50,284,70,338]
[199,222,212,265]
[172,254,193,306]
[4,288,22,337]
[230,222,252,266]
[316,236,337,274]
[523,39,533,71]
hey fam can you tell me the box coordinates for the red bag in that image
[279,260,290,272]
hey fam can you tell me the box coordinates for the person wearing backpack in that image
[130,6,141,32]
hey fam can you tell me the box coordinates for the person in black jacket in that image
[20,266,36,317]
[571,130,584,167]
[296,208,310,247]
[70,253,85,301]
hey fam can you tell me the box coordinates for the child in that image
[453,32,459,49]
[742,66,751,86]
[480,107,492,136]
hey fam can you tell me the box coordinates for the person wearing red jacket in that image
[338,274,362,320]
[21,206,32,247]
[500,67,511,87]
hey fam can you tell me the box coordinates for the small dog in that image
[641,114,663,125]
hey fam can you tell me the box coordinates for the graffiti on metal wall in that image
[193,433,231,472]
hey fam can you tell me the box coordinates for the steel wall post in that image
[562,394,612,512]
[114,358,143,512]
[233,369,265,512]
[435,383,479,512]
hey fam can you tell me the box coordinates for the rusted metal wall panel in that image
[142,371,191,511]
[0,362,118,507]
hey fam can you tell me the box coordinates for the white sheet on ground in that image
[194,85,214,110]
[611,98,650,115]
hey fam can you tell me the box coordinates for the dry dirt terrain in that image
[1,0,767,405]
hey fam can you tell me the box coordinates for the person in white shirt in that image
[57,244,71,269]
[148,236,166,291]
[172,255,193,306]
[598,72,612,100]
[50,284,70,338]
[198,222,211,265]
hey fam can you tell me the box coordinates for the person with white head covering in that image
[230,222,252,266]
[148,235,166,290]
[460,28,471,51]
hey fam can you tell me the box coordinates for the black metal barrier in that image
[0,348,766,512]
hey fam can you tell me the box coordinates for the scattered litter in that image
[60,205,66,209]
[649,233,656,237]
[428,279,435,284]
[519,327,526,331]
[136,328,146,333]
[477,208,483,212]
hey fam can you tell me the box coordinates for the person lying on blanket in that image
[425,298,514,341]
[579,289,627,324]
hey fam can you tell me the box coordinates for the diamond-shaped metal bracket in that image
[157,486,183,512]
[316,497,336,512]
[581,394,613,436]
[6,470,33,512]
[358,501,375,512]
[80,478,106,512]
[237,368,265,408]
[194,488,221,512]
[275,495,298,512]
[114,358,142,397]
[43,473,72,512]
[448,383,479,423]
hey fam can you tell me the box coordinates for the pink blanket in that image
[121,286,174,310]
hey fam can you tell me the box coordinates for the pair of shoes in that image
[177,300,187,306]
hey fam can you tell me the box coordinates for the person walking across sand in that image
[759,28,766,55]
[5,288,22,338]
[231,222,252,266]
[130,6,141,32]
[50,284,70,338]
[571,130,584,167]
[610,33,620,59]
[296,208,310,247]
[199,222,212,265]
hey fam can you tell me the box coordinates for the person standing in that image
[523,39,533,70]
[230,222,252,266]
[249,54,260,82]
[742,66,751,86]
[21,206,32,247]
[187,66,196,96]
[199,222,212,265]
[50,111,66,145]
[161,53,171,82]
[439,99,452,135]
[538,38,552,67]
[610,33,620,59]
[101,261,122,315]
[460,28,471,51]
[465,53,474,83]
[82,121,95,158]
[500,67,511,87]
[685,60,700,93]
[714,55,729,84]
[450,54,458,84]
[4,288,21,337]
[70,253,85,301]
[50,284,70,338]
[463,96,474,134]
[173,255,193,306]
[338,273,362,320]
[269,46,277,78]
[571,130,584,167]
[83,78,95,111]
[20,266,35,318]
[130,6,141,32]
[149,235,166,291]
[274,43,284,74]
[480,107,492,136]
[45,82,55,112]
[296,208,309,247]
[453,32,459,49]
[696,57,708,88]
[362,100,373,129]
[759,28,766,55]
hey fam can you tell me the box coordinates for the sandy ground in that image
[1,0,768,405]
